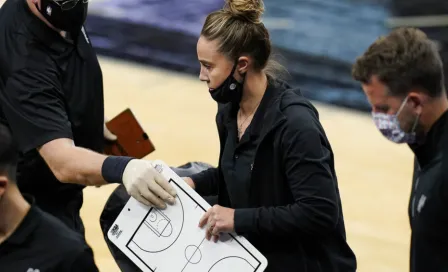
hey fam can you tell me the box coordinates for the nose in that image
[199,67,208,82]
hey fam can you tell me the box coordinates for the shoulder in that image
[1,17,59,75]
[278,85,323,133]
[13,38,58,73]
[35,208,92,258]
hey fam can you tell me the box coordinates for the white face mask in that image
[372,96,420,144]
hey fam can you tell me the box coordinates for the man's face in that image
[361,75,422,135]
[34,0,89,35]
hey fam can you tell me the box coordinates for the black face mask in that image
[209,62,246,104]
[37,0,88,40]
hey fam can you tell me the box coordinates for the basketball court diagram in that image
[124,178,263,272]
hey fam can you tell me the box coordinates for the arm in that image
[233,107,339,237]
[38,138,109,186]
[1,68,108,186]
[186,167,220,196]
[1,68,176,207]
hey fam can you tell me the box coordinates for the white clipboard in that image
[107,159,268,272]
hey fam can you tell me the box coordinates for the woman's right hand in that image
[182,177,196,189]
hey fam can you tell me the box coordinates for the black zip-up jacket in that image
[189,79,357,272]
[409,109,448,272]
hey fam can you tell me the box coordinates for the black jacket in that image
[190,79,357,272]
[409,110,448,272]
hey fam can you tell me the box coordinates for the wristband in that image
[101,156,134,184]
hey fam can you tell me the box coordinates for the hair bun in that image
[224,0,265,24]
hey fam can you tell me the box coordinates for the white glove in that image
[122,160,177,209]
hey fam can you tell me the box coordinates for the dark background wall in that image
[85,0,393,112]
[388,0,448,92]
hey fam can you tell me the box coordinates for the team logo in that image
[111,224,119,235]
[111,224,123,238]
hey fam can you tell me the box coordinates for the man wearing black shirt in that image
[0,0,177,238]
[0,124,99,272]
[352,27,448,272]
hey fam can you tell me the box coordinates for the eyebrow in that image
[198,59,213,66]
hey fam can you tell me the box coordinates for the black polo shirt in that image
[0,195,99,272]
[220,85,270,209]
[0,0,104,208]
[408,109,448,272]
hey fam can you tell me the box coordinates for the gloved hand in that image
[122,159,177,209]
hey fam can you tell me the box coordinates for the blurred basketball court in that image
[81,56,415,272]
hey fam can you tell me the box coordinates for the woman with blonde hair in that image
[183,0,358,271]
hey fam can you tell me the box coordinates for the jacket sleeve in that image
[189,167,220,196]
[233,106,339,237]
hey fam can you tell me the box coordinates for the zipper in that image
[411,197,416,218]
[411,177,420,219]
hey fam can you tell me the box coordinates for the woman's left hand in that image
[199,205,235,242]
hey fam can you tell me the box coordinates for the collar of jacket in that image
[410,109,448,168]
[217,78,313,142]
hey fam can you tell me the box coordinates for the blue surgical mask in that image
[372,96,420,144]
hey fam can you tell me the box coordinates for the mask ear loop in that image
[395,96,410,118]
[398,95,420,134]
[410,112,421,134]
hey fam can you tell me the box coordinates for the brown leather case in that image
[104,108,155,159]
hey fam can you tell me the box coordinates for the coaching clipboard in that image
[104,108,155,159]
[107,160,268,272]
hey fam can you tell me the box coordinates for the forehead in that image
[197,36,222,62]
[361,75,402,112]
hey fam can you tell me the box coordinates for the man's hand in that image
[198,205,235,242]
[122,160,177,209]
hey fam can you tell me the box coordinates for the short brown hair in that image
[201,0,283,78]
[352,27,444,97]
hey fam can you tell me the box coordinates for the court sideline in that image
[81,56,414,272]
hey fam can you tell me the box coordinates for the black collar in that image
[3,194,41,246]
[249,77,281,137]
[411,109,448,168]
[224,76,282,139]
[20,0,71,53]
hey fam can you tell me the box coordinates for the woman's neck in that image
[239,72,268,115]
